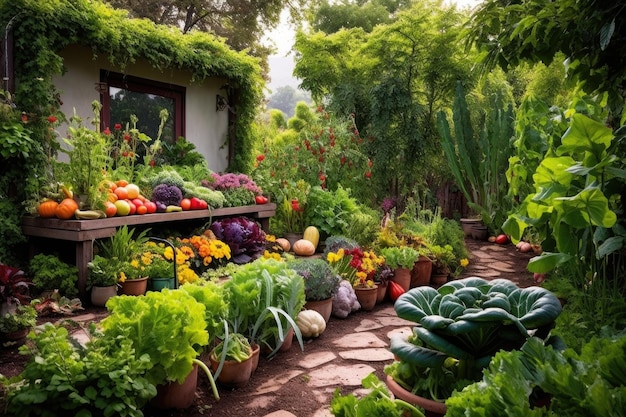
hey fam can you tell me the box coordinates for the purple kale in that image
[210,216,266,264]
[151,183,183,206]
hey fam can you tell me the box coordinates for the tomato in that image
[144,201,157,214]
[495,234,509,245]
[104,201,117,217]
[115,179,129,187]
[135,205,148,215]
[180,198,192,211]
[131,198,144,208]
[255,195,269,204]
[127,200,136,215]
[114,186,129,200]
[199,199,208,209]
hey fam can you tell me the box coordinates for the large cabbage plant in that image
[386,277,562,401]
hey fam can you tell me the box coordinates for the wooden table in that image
[22,203,276,300]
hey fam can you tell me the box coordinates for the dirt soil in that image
[0,238,535,417]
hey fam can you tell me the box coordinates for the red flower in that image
[21,113,28,123]
[103,127,111,136]
[340,156,347,165]
[149,159,156,167]
[256,154,265,162]
[291,199,302,212]
[365,171,372,178]
[318,156,325,163]
[47,115,57,123]
[122,151,129,157]
[368,159,373,168]
[319,173,326,182]
[114,123,122,130]
[124,134,131,142]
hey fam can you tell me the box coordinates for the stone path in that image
[254,306,414,417]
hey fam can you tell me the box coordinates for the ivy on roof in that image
[1,0,263,172]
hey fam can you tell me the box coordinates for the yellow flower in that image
[460,258,469,267]
[118,271,127,283]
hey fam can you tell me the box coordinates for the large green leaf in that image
[394,286,441,322]
[389,334,448,368]
[532,156,575,188]
[527,252,572,273]
[559,113,613,156]
[554,186,617,228]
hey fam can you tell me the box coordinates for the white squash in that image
[296,309,326,338]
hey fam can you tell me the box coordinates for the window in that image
[100,70,185,143]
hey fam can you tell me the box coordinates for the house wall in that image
[52,44,230,172]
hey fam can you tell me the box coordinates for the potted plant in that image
[100,289,219,408]
[222,258,305,358]
[0,302,37,348]
[209,216,267,264]
[288,258,341,322]
[373,263,393,303]
[384,277,562,416]
[27,254,79,299]
[380,246,420,291]
[87,255,120,306]
[427,244,456,287]
[209,331,257,388]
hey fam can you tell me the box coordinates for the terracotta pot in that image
[209,344,258,388]
[355,285,378,311]
[90,285,118,307]
[386,375,446,417]
[151,363,198,409]
[284,232,303,249]
[375,282,388,303]
[411,256,432,288]
[430,273,448,289]
[279,327,294,352]
[391,268,411,292]
[120,276,148,296]
[1,327,30,349]
[460,218,483,238]
[470,224,489,241]
[249,343,261,373]
[304,297,333,323]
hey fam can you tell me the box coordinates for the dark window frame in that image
[99,70,185,139]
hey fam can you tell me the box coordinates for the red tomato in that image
[131,198,144,208]
[255,195,268,204]
[135,205,147,215]
[144,201,157,214]
[127,200,136,215]
[180,198,192,211]
[104,201,117,218]
[495,234,509,245]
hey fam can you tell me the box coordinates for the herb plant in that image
[5,323,156,416]
[287,258,341,301]
[28,254,79,298]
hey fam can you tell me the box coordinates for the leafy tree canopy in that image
[309,0,406,33]
[467,0,626,121]
[267,86,312,118]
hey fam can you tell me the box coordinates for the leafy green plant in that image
[437,81,515,231]
[4,323,156,416]
[287,258,342,301]
[446,332,626,417]
[180,282,228,348]
[0,302,36,334]
[330,373,425,417]
[385,277,562,402]
[502,113,626,327]
[99,289,215,395]
[212,332,252,363]
[380,246,419,270]
[224,258,305,357]
[28,254,78,298]
[97,225,150,263]
[87,255,121,289]
[304,185,361,239]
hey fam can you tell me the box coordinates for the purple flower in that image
[210,173,262,194]
[381,197,397,213]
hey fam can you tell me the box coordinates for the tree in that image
[467,0,626,122]
[294,0,476,201]
[267,86,311,118]
[309,0,405,33]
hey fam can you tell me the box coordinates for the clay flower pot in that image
[355,285,378,311]
[304,297,333,323]
[119,276,148,296]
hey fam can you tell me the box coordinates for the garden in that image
[1,0,626,416]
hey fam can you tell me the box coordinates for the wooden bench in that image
[22,203,276,300]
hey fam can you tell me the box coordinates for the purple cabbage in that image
[210,217,266,264]
[151,183,183,206]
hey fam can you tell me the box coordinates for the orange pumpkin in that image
[37,200,59,218]
[55,198,79,220]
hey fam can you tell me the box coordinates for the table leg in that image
[76,240,93,302]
